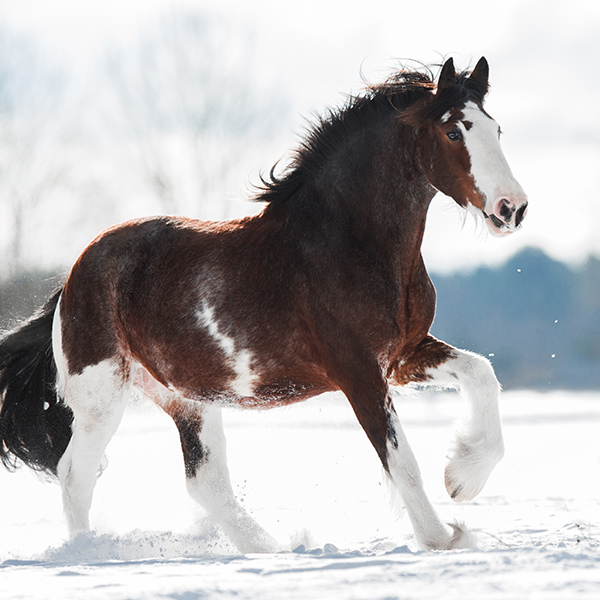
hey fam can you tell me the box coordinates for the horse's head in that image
[412,57,528,236]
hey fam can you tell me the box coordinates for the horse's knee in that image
[452,350,500,393]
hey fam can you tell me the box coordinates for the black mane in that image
[256,63,487,205]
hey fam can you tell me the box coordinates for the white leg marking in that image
[57,359,130,537]
[426,349,505,502]
[185,403,283,553]
[132,369,279,552]
[196,304,259,396]
[386,412,477,551]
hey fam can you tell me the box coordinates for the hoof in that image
[419,521,478,551]
[445,435,504,502]
[447,521,478,549]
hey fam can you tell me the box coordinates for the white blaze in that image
[460,101,524,211]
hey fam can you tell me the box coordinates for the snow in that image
[2,389,600,599]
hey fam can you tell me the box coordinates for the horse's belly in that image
[133,358,334,410]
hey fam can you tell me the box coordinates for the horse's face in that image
[420,58,528,236]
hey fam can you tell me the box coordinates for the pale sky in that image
[1,0,599,273]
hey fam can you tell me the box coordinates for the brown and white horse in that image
[0,57,527,552]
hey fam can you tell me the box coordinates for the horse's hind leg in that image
[56,359,130,536]
[391,335,504,503]
[156,396,282,553]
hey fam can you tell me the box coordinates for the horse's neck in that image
[308,123,434,264]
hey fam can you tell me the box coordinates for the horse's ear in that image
[437,58,456,93]
[468,57,490,97]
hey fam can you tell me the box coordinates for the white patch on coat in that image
[440,110,452,123]
[459,101,525,210]
[51,298,67,398]
[196,304,259,397]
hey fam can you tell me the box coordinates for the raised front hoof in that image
[444,436,504,502]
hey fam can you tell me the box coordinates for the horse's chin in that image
[480,210,515,237]
[463,203,512,237]
[484,220,513,237]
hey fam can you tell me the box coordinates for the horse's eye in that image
[446,129,463,142]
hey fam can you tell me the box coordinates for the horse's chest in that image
[398,268,437,347]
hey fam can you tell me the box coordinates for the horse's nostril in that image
[515,202,528,228]
[499,199,515,221]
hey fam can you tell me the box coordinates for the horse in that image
[0,57,527,552]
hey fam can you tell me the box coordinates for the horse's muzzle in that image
[483,195,528,236]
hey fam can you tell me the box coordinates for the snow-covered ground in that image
[1,389,600,599]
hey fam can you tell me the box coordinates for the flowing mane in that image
[257,64,489,206]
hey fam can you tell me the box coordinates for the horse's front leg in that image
[390,335,505,502]
[340,367,476,551]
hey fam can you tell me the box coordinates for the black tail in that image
[0,287,73,477]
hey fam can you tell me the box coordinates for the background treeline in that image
[1,247,598,390]
[430,248,600,389]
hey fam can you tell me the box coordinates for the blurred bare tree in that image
[0,31,72,279]
[0,10,290,281]
[106,10,289,219]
